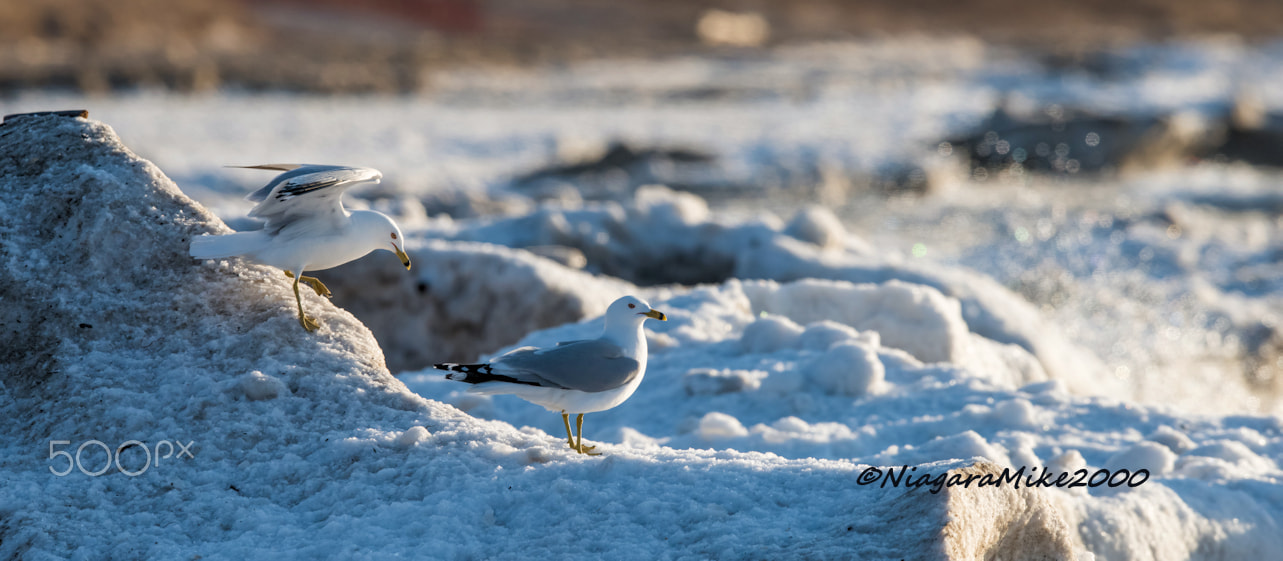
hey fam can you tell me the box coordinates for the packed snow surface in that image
[3,38,1283,559]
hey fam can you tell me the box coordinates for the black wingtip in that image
[434,362,489,373]
[436,363,540,387]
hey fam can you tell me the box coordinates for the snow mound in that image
[739,314,805,353]
[0,115,382,392]
[783,205,850,250]
[808,341,886,397]
[316,239,634,371]
[696,411,750,440]
[1106,442,1177,477]
[732,237,1105,392]
[742,278,1048,388]
[235,370,289,401]
[744,278,967,364]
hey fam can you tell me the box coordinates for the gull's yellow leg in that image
[561,412,577,450]
[291,274,320,332]
[285,270,332,298]
[575,413,600,456]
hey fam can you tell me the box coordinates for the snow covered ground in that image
[2,38,1283,559]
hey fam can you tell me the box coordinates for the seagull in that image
[435,295,667,455]
[189,164,412,332]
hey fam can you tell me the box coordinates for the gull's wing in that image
[491,338,641,393]
[237,164,382,233]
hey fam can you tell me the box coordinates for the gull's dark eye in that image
[628,303,636,309]
[391,232,398,240]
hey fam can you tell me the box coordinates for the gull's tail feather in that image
[189,231,268,260]
[433,363,539,386]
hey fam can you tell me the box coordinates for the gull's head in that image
[354,210,412,270]
[604,295,666,335]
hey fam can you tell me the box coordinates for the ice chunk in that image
[697,412,750,440]
[783,206,847,250]
[797,320,874,351]
[395,426,431,449]
[237,371,288,401]
[1146,425,1196,453]
[1181,440,1273,474]
[1106,441,1177,477]
[1047,449,1087,476]
[743,278,968,363]
[807,342,886,397]
[992,398,1039,428]
[683,368,766,395]
[739,314,804,353]
[633,184,709,225]
[917,431,1010,465]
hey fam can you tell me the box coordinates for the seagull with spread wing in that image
[435,295,667,455]
[190,164,412,332]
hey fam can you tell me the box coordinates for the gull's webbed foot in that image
[298,312,320,332]
[300,276,332,298]
[564,441,598,454]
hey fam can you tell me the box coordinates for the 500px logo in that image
[48,440,195,477]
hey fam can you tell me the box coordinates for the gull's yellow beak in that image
[394,244,412,270]
[644,309,667,321]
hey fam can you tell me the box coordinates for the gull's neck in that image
[347,210,390,245]
[602,318,648,359]
[347,209,382,231]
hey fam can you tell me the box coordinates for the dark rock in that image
[510,141,718,201]
[943,104,1224,177]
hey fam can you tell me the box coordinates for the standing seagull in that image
[190,164,412,332]
[435,296,666,455]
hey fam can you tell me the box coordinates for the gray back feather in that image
[493,339,640,393]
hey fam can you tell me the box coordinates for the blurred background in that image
[4,0,1283,94]
[3,0,1282,417]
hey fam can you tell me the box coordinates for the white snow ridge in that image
[2,115,1281,560]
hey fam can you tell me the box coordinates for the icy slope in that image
[0,116,1077,559]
